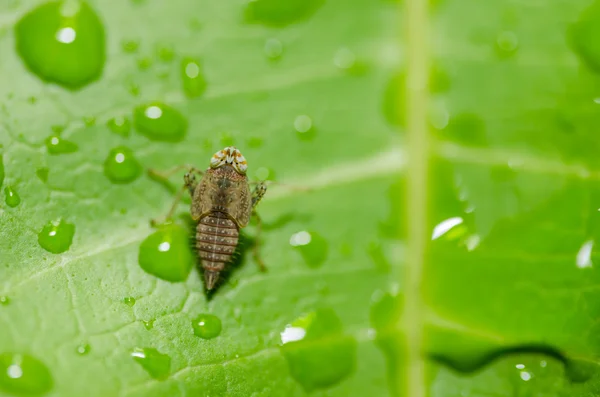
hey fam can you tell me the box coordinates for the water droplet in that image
[103,146,142,184]
[220,132,235,147]
[156,45,175,62]
[264,38,283,60]
[76,344,90,355]
[138,224,193,282]
[576,239,594,268]
[36,167,49,183]
[4,186,21,208]
[192,314,222,339]
[38,219,75,254]
[127,82,140,97]
[431,217,465,240]
[253,167,276,181]
[51,125,65,134]
[0,353,53,395]
[142,320,154,330]
[123,297,136,307]
[245,0,325,27]
[137,57,152,70]
[495,30,519,57]
[121,39,139,53]
[280,308,356,391]
[0,296,9,305]
[106,116,131,137]
[440,113,487,147]
[247,137,263,148]
[131,348,171,380]
[569,3,600,72]
[294,115,315,140]
[14,1,105,89]
[83,116,96,127]
[333,47,355,70]
[133,102,187,142]
[289,230,328,268]
[181,58,206,98]
[45,135,78,155]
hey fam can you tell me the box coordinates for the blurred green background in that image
[3,0,600,396]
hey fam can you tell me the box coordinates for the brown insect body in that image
[191,164,252,290]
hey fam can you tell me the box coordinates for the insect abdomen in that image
[196,212,239,289]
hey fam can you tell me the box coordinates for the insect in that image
[149,146,268,290]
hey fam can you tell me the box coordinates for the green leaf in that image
[0,0,400,396]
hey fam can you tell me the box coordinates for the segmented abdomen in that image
[196,212,239,273]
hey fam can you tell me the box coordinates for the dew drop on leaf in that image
[280,308,356,391]
[180,57,206,98]
[289,230,328,268]
[121,39,139,53]
[45,135,78,155]
[495,30,519,58]
[294,115,315,140]
[142,320,154,330]
[138,224,193,282]
[4,186,21,208]
[244,0,325,27]
[131,348,171,380]
[136,57,152,70]
[247,137,263,148]
[36,167,49,183]
[82,116,96,127]
[156,45,175,63]
[123,297,136,307]
[14,1,105,89]
[133,102,187,142]
[106,116,131,137]
[192,314,222,339]
[0,296,9,305]
[103,146,142,184]
[0,353,53,396]
[37,219,75,254]
[264,38,283,60]
[76,344,90,356]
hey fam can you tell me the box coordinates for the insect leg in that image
[251,211,267,272]
[150,184,187,227]
[251,182,268,209]
[149,167,204,226]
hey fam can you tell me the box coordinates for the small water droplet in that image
[51,125,65,134]
[106,116,131,137]
[576,239,594,268]
[138,224,193,282]
[245,0,325,27]
[181,58,206,98]
[123,297,136,307]
[0,353,53,395]
[264,38,283,60]
[133,102,187,142]
[127,82,140,96]
[36,167,49,183]
[495,30,519,57]
[0,296,9,305]
[4,186,21,208]
[219,132,235,147]
[280,308,356,391]
[192,314,222,339]
[45,135,78,155]
[14,1,105,89]
[103,146,142,184]
[131,347,171,380]
[156,45,175,62]
[137,57,152,70]
[247,137,263,148]
[142,320,154,330]
[294,115,315,140]
[289,230,328,268]
[83,116,96,127]
[121,39,139,53]
[254,167,276,181]
[76,344,90,355]
[38,219,75,254]
[334,47,355,70]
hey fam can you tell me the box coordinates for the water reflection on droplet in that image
[576,239,593,268]
[264,38,283,60]
[431,217,463,239]
[495,31,519,57]
[280,325,306,344]
[520,371,532,381]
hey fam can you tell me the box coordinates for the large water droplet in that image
[45,135,78,155]
[192,314,222,339]
[280,308,356,391]
[133,102,187,142]
[289,230,328,268]
[103,146,142,184]
[244,0,325,27]
[569,2,600,72]
[0,353,53,395]
[181,58,206,98]
[14,1,105,89]
[38,219,75,254]
[4,186,21,208]
[123,297,136,307]
[138,224,193,282]
[131,348,171,380]
[106,116,131,137]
